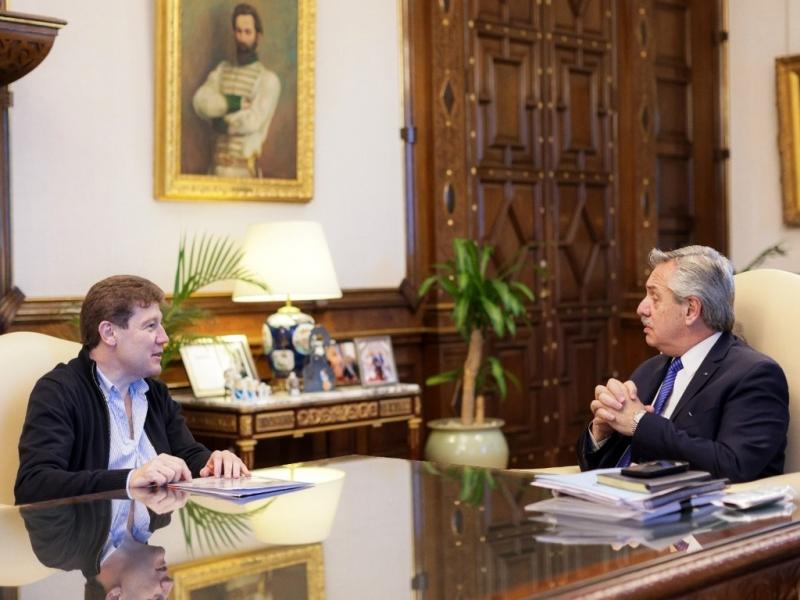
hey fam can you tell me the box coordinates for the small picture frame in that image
[354,336,397,386]
[180,335,258,397]
[325,340,360,386]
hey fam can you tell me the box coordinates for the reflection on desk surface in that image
[5,455,800,599]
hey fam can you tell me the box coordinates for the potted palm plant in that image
[419,238,534,468]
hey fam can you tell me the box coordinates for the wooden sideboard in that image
[172,383,422,468]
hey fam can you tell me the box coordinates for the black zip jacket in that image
[15,347,210,504]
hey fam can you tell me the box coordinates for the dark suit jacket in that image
[577,332,789,482]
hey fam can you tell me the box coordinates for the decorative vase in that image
[424,418,509,469]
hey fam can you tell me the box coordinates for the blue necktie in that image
[616,357,684,468]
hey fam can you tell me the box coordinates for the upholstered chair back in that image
[0,505,57,585]
[733,268,800,473]
[0,331,80,505]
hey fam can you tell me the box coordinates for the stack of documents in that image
[530,468,726,522]
[530,501,724,550]
[169,476,311,500]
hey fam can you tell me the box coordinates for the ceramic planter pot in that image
[424,417,509,469]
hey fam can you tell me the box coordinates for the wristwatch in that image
[631,410,647,436]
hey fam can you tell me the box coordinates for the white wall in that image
[729,0,800,271]
[10,0,406,297]
[12,1,797,300]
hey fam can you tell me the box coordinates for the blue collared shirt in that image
[95,367,157,476]
[99,499,153,566]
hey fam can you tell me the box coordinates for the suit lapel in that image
[670,331,733,421]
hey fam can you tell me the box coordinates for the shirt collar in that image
[678,331,722,375]
[95,366,149,399]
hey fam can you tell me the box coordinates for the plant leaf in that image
[425,368,463,386]
[487,356,507,398]
[479,297,504,337]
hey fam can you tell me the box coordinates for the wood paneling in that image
[409,0,618,467]
[616,0,727,379]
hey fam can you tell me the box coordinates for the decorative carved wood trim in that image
[11,287,414,325]
[0,12,65,86]
[0,284,22,331]
[0,9,65,332]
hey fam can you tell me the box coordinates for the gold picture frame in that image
[776,54,800,225]
[155,0,315,202]
[170,544,324,599]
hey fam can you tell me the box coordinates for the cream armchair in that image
[528,268,800,477]
[0,331,80,505]
[733,268,800,473]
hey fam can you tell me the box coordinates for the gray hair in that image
[649,245,735,332]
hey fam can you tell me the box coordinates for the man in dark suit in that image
[577,246,789,482]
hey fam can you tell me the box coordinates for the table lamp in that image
[232,221,342,379]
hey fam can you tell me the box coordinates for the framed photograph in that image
[179,334,258,397]
[777,54,800,225]
[170,544,323,599]
[354,336,398,386]
[325,340,360,386]
[155,0,315,202]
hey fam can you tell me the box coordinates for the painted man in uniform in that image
[193,3,281,178]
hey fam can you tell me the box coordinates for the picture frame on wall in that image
[776,54,800,226]
[354,336,397,386]
[179,334,258,397]
[154,0,315,202]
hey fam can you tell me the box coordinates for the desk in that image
[172,383,422,468]
[8,457,800,599]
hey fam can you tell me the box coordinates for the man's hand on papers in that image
[591,378,653,437]
[199,449,251,479]
[130,453,193,488]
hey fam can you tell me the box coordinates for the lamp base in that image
[262,303,315,378]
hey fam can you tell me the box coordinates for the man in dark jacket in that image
[15,275,250,504]
[577,246,789,483]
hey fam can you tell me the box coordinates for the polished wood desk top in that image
[7,457,800,599]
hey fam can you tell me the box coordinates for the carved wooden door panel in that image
[424,0,618,467]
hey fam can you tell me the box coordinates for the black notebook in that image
[597,469,712,493]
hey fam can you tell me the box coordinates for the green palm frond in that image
[179,499,273,554]
[161,233,268,368]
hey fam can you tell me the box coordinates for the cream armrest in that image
[510,465,581,475]
[0,505,56,586]
[727,472,800,495]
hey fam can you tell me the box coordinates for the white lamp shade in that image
[233,221,342,303]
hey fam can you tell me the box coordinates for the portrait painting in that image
[155,0,315,202]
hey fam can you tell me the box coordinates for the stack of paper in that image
[530,468,726,520]
[530,502,725,550]
[597,469,711,493]
[169,476,311,500]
